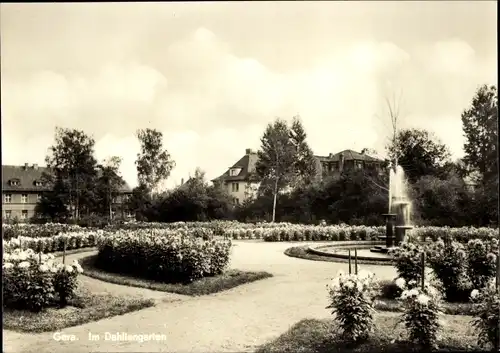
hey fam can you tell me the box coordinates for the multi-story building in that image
[315,149,386,177]
[211,149,261,205]
[212,149,386,205]
[2,163,133,222]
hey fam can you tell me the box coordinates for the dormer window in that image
[229,168,241,177]
[34,180,43,187]
[9,179,20,186]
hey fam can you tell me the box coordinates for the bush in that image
[466,239,498,290]
[95,229,232,283]
[2,223,82,240]
[3,231,100,254]
[3,249,83,312]
[396,279,443,350]
[470,282,500,351]
[426,239,471,302]
[389,243,425,284]
[326,270,378,342]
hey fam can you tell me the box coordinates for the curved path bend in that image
[4,241,397,353]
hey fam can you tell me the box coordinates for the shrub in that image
[53,261,82,307]
[3,231,100,254]
[396,278,443,350]
[2,223,82,240]
[3,249,83,312]
[467,239,498,290]
[326,270,378,342]
[470,282,500,351]
[95,229,232,283]
[389,242,425,284]
[426,239,471,302]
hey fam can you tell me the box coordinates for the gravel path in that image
[4,241,397,353]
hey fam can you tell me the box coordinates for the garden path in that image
[4,241,397,353]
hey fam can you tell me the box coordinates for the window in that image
[37,194,42,202]
[9,179,19,186]
[111,210,116,219]
[21,210,28,219]
[231,182,239,192]
[112,197,118,203]
[229,168,240,176]
[21,194,28,203]
[233,198,240,205]
[35,181,43,187]
[5,210,11,219]
[126,211,134,218]
[4,194,12,203]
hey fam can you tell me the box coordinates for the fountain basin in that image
[395,225,414,230]
[307,242,394,265]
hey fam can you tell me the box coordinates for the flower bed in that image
[3,248,83,312]
[95,229,232,283]
[3,230,102,254]
[2,223,83,240]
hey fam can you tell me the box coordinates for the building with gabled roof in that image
[2,163,133,221]
[212,148,386,205]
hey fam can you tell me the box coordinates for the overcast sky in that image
[1,2,497,189]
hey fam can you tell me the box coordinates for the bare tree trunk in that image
[272,177,278,223]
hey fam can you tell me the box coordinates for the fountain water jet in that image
[371,165,413,254]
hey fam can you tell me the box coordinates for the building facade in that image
[211,149,261,205]
[212,149,386,205]
[2,163,133,222]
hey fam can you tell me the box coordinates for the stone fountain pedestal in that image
[370,199,413,254]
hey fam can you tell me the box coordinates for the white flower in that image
[395,277,406,289]
[18,261,31,269]
[39,264,49,272]
[9,254,19,262]
[3,253,11,261]
[47,254,55,260]
[344,280,355,289]
[72,261,83,273]
[416,294,430,305]
[40,254,48,262]
[470,289,480,300]
[18,253,28,261]
[3,262,14,269]
[65,265,73,273]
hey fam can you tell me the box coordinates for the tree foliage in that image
[95,156,125,219]
[256,118,297,222]
[289,116,318,185]
[387,128,451,182]
[461,84,498,184]
[44,127,98,219]
[136,128,175,195]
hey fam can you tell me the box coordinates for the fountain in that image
[371,165,413,253]
[301,164,414,265]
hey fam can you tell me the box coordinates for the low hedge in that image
[95,229,232,283]
[2,223,83,240]
[3,231,101,253]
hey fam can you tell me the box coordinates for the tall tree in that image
[386,128,451,183]
[96,156,125,220]
[45,127,98,220]
[461,84,498,185]
[256,119,297,222]
[135,128,176,196]
[289,116,318,185]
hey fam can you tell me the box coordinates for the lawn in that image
[3,285,155,333]
[80,254,273,296]
[256,312,483,353]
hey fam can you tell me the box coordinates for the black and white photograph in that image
[1,1,498,352]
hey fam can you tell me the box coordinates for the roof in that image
[212,149,385,183]
[315,149,385,163]
[2,164,132,193]
[211,152,260,183]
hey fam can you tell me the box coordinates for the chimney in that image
[33,164,38,170]
[245,148,252,155]
[339,152,345,172]
[181,178,184,185]
[24,163,29,170]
